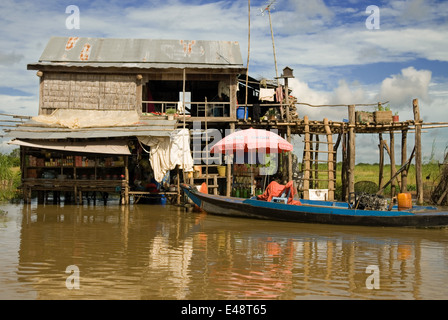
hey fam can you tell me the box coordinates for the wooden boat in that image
[181,184,448,228]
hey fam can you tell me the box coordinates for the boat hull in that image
[182,184,448,228]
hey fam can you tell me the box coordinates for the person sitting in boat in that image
[257,180,301,205]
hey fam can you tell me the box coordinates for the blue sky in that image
[0,0,447,163]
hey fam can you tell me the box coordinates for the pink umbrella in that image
[211,128,293,154]
[211,128,293,197]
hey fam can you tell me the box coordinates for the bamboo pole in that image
[413,98,423,205]
[348,105,356,198]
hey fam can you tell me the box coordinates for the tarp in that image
[9,139,131,155]
[138,128,194,183]
[257,181,301,205]
[32,109,140,129]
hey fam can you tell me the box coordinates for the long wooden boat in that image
[181,184,448,228]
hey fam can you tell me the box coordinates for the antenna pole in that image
[261,0,278,82]
[267,5,278,80]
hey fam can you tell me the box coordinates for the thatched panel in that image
[41,72,137,114]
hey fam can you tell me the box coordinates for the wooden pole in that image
[285,77,292,182]
[314,134,319,189]
[125,156,129,205]
[177,165,181,205]
[244,0,250,119]
[303,115,310,200]
[324,118,334,201]
[389,131,397,198]
[413,98,423,205]
[378,133,384,194]
[226,123,235,196]
[341,132,347,201]
[401,129,408,192]
[348,105,356,199]
[309,134,314,189]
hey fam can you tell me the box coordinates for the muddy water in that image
[1,200,448,300]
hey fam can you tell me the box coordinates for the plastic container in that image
[237,107,248,120]
[397,193,412,211]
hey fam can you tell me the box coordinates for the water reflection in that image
[6,202,448,299]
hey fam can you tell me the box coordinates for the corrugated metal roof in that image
[29,37,244,69]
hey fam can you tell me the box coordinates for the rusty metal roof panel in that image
[35,37,243,67]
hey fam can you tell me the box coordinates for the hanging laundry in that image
[259,88,275,101]
[276,86,284,103]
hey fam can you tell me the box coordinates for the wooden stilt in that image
[341,132,347,201]
[226,123,235,197]
[324,118,334,201]
[413,98,423,205]
[389,131,397,198]
[303,115,310,200]
[378,133,384,194]
[348,105,356,198]
[401,129,408,192]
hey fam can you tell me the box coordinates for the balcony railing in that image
[142,100,231,118]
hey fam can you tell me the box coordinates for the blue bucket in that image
[237,107,247,119]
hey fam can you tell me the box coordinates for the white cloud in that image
[378,67,432,109]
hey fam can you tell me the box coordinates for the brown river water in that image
[1,199,448,300]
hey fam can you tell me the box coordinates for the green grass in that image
[304,162,442,200]
[0,153,21,201]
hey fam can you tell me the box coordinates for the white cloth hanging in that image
[259,88,275,101]
[137,129,194,183]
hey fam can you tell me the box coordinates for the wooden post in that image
[176,165,181,205]
[303,115,310,200]
[124,156,129,205]
[285,78,292,182]
[37,71,44,115]
[341,132,347,201]
[136,74,143,115]
[314,135,319,189]
[285,78,290,121]
[324,118,334,201]
[401,129,408,192]
[309,134,314,189]
[348,105,356,199]
[389,131,397,198]
[226,123,235,196]
[287,125,293,182]
[378,133,384,194]
[413,98,423,204]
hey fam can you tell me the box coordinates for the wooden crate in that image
[374,110,392,124]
